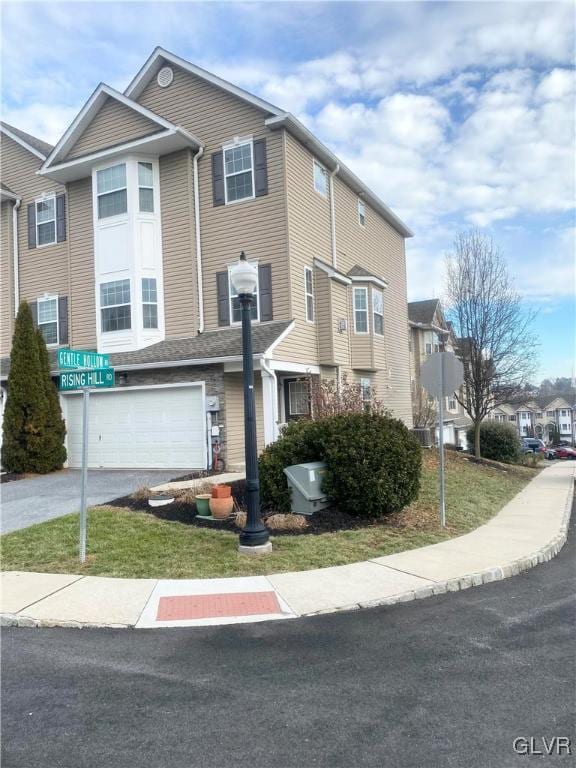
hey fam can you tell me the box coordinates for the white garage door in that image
[64,385,207,469]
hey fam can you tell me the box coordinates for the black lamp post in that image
[229,252,271,553]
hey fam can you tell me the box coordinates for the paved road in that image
[1,469,180,532]
[2,509,575,768]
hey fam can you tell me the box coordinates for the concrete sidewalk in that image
[1,462,573,629]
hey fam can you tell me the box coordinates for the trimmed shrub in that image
[466,421,521,464]
[259,413,422,518]
[36,328,67,472]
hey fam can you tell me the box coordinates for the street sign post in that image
[420,351,464,527]
[57,350,115,563]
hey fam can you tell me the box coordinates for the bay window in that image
[372,288,384,335]
[138,162,154,212]
[101,279,131,332]
[97,163,127,219]
[142,278,158,329]
[353,287,368,333]
[305,267,314,322]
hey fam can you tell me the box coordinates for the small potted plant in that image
[209,484,234,519]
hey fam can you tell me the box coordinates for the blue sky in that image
[1,1,574,382]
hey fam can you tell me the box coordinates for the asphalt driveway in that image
[1,469,181,533]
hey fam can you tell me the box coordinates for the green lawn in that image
[1,452,539,579]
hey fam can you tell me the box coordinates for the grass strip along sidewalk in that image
[1,452,539,579]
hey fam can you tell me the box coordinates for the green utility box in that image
[283,461,331,515]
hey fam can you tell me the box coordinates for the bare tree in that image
[445,230,538,458]
[411,382,437,429]
[307,373,385,419]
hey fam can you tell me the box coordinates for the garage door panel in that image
[64,386,206,469]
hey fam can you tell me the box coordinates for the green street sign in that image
[58,349,110,370]
[59,367,115,391]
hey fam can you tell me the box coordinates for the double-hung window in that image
[141,278,158,329]
[353,287,368,333]
[36,197,56,246]
[37,296,58,344]
[546,410,554,417]
[228,267,258,324]
[138,162,154,213]
[360,378,371,402]
[372,289,384,336]
[358,198,366,226]
[101,279,131,332]
[224,141,254,203]
[304,267,314,322]
[97,163,127,219]
[313,160,328,196]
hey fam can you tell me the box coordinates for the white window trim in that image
[304,266,314,323]
[37,294,59,346]
[223,138,255,206]
[313,159,328,198]
[358,198,366,227]
[353,286,369,334]
[100,278,132,334]
[96,161,128,221]
[372,288,384,336]
[35,195,57,248]
[227,265,260,325]
[137,161,155,214]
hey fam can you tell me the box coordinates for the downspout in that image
[193,147,205,334]
[12,197,21,316]
[260,357,279,443]
[329,164,339,268]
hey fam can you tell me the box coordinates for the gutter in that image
[329,164,339,268]
[12,197,21,316]
[192,146,205,333]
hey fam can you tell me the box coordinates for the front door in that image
[283,378,310,421]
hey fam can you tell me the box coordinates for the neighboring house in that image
[489,396,576,445]
[408,299,471,448]
[0,47,414,471]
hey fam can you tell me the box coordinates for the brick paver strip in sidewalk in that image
[156,591,282,621]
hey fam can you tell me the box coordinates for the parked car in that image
[521,438,546,454]
[546,446,576,460]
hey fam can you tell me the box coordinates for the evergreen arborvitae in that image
[1,301,48,472]
[36,327,67,471]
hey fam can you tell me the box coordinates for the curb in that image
[2,475,573,629]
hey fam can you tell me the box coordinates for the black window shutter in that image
[216,271,230,326]
[258,264,273,322]
[212,151,225,207]
[27,203,36,249]
[56,194,66,243]
[58,296,69,345]
[30,300,38,327]
[253,139,268,197]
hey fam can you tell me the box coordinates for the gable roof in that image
[39,83,202,180]
[0,121,53,159]
[0,320,294,380]
[408,299,440,326]
[125,47,413,239]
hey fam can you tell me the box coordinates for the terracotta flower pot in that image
[195,494,212,517]
[211,484,232,499]
[209,496,234,519]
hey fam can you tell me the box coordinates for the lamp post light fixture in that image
[229,251,272,554]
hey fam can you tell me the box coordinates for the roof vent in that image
[157,66,174,88]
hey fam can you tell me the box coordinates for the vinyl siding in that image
[274,132,331,363]
[334,176,412,425]
[136,63,290,334]
[67,177,96,347]
[0,135,68,347]
[315,267,333,365]
[224,372,264,468]
[159,150,197,338]
[331,280,351,366]
[66,97,162,160]
[0,202,13,354]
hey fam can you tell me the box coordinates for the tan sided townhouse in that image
[0,47,414,471]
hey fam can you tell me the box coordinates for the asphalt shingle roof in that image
[0,121,54,158]
[408,299,440,325]
[0,320,293,379]
[347,265,379,279]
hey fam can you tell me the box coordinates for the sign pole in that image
[79,388,90,563]
[438,354,446,528]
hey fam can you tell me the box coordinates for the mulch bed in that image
[0,472,26,484]
[102,479,382,537]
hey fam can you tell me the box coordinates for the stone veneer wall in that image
[116,364,228,470]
